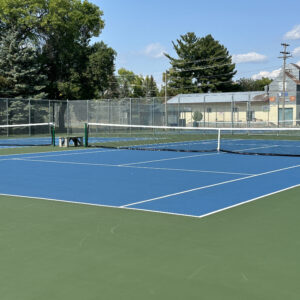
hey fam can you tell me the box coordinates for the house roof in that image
[291,63,300,70]
[285,70,300,85]
[167,91,267,104]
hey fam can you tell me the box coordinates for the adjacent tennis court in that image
[1,136,300,299]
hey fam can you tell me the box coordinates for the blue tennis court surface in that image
[1,148,300,217]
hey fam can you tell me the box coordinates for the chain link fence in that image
[1,93,300,138]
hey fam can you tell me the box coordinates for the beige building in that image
[167,63,300,127]
[167,91,270,127]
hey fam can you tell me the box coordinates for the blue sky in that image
[91,0,300,87]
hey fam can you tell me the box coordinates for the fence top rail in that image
[0,97,168,102]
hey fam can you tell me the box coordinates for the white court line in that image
[231,145,279,152]
[196,184,300,218]
[121,163,300,207]
[18,148,119,159]
[0,192,199,218]
[0,147,117,160]
[1,184,299,220]
[11,157,252,176]
[118,152,220,166]
[0,158,15,162]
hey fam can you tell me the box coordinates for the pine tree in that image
[165,33,237,94]
[144,76,158,97]
[0,27,48,124]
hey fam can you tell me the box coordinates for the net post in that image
[217,129,221,152]
[84,123,89,147]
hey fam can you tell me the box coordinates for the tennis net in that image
[0,123,55,147]
[85,123,300,156]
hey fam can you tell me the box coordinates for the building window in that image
[206,107,212,113]
[232,107,238,113]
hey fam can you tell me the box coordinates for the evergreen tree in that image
[0,27,48,124]
[165,33,237,94]
[0,28,47,99]
[144,76,158,97]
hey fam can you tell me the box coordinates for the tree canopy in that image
[0,0,110,100]
[117,68,159,98]
[236,77,272,91]
[0,5,272,102]
[165,33,237,94]
[0,26,47,99]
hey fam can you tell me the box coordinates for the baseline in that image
[122,163,300,207]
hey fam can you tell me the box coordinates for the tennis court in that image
[1,134,300,299]
[1,148,300,216]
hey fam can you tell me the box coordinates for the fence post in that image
[87,99,89,124]
[204,95,206,127]
[109,99,111,124]
[152,97,155,125]
[67,99,69,136]
[48,99,51,125]
[247,94,250,128]
[6,99,9,136]
[178,95,180,126]
[129,98,132,125]
[29,99,31,136]
[231,95,234,128]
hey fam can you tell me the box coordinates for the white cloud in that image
[284,25,300,40]
[292,46,300,56]
[251,68,281,80]
[297,61,300,66]
[143,43,166,58]
[232,52,267,63]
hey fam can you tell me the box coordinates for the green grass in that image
[1,188,300,300]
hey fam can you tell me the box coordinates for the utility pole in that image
[164,71,168,126]
[279,43,292,126]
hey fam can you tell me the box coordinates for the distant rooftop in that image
[167,91,267,104]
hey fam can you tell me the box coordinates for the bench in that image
[58,136,84,147]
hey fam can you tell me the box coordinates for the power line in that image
[168,55,232,65]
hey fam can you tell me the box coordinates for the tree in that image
[158,71,178,98]
[117,68,136,98]
[116,69,159,98]
[132,75,145,98]
[0,27,48,124]
[40,0,105,99]
[165,33,237,94]
[192,111,203,126]
[0,0,105,100]
[87,42,118,99]
[143,76,158,97]
[0,27,47,99]
[236,77,272,91]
